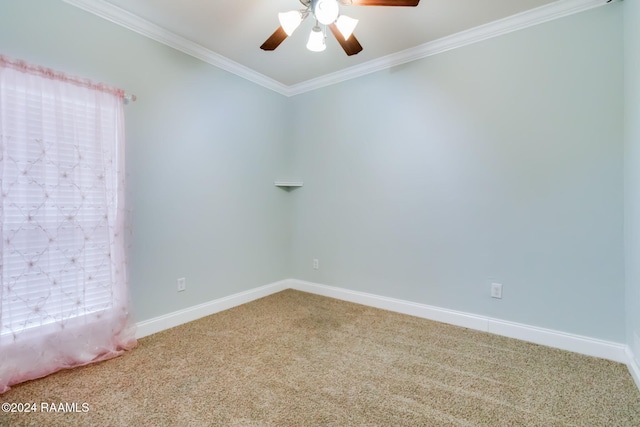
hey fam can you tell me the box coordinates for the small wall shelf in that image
[274,181,303,187]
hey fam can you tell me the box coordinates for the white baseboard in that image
[625,346,640,391]
[134,278,634,379]
[291,279,490,330]
[135,279,290,338]
[289,279,628,364]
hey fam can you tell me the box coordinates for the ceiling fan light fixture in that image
[278,10,304,36]
[306,25,326,52]
[335,15,359,40]
[314,0,339,25]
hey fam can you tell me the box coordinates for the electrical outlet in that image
[491,283,503,299]
[313,259,319,270]
[177,277,186,292]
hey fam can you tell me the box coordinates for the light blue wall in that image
[0,1,629,343]
[0,0,292,322]
[289,5,625,341]
[625,0,640,360]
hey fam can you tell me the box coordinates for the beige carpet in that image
[1,289,639,426]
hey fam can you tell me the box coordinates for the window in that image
[2,87,117,334]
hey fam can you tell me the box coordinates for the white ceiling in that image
[64,0,607,94]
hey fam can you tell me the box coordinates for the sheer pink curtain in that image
[0,56,137,393]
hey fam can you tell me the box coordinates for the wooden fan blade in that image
[329,23,363,56]
[340,0,419,6]
[260,26,288,51]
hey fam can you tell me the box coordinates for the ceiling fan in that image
[260,0,420,56]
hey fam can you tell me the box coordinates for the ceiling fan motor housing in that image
[312,0,340,25]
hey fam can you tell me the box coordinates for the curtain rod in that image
[124,93,137,104]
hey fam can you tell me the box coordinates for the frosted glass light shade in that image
[278,11,303,36]
[306,25,326,52]
[314,0,339,25]
[335,15,358,40]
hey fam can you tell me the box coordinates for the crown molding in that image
[62,0,290,96]
[64,0,613,97]
[287,0,611,95]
